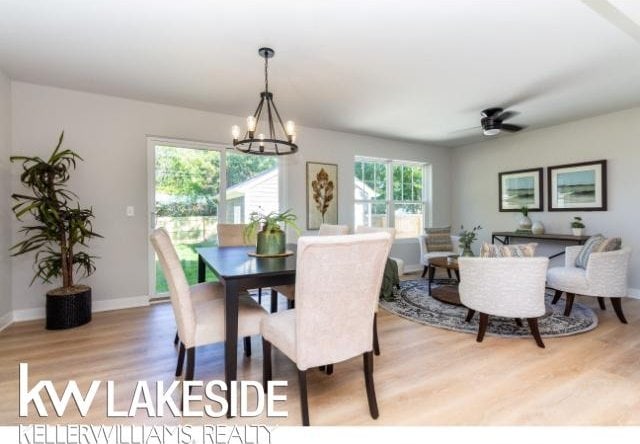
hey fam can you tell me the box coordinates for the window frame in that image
[354,156,429,240]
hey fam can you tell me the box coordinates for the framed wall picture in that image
[547,160,607,211]
[306,162,338,230]
[498,168,543,212]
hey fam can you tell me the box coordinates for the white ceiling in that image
[1,0,640,147]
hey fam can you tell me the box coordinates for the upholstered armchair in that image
[546,246,632,323]
[458,257,549,348]
[418,233,460,278]
[261,232,392,425]
[150,228,266,388]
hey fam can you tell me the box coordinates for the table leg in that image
[270,288,278,314]
[198,255,206,283]
[224,280,240,418]
[428,265,435,296]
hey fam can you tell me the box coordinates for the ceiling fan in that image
[480,107,524,136]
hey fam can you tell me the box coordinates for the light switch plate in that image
[126,206,135,217]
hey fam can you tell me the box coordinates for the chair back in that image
[458,257,549,318]
[354,225,396,242]
[294,232,392,370]
[149,228,196,346]
[217,223,255,247]
[318,223,349,236]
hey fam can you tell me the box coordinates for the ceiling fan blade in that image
[500,123,525,132]
[481,107,503,118]
[449,125,481,134]
[496,111,517,121]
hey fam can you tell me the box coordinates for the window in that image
[354,156,428,238]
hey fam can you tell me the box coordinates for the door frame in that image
[146,136,228,298]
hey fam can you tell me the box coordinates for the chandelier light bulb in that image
[231,125,241,141]
[247,116,257,133]
[258,133,265,146]
[285,121,296,135]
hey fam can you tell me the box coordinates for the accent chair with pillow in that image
[546,235,630,323]
[418,226,460,278]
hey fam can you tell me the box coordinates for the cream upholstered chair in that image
[271,223,350,311]
[418,233,461,278]
[547,246,631,323]
[261,232,393,426]
[458,257,549,348]
[150,228,267,385]
[354,225,397,356]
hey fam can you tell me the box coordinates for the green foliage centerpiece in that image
[10,132,102,329]
[458,225,482,257]
[244,209,300,256]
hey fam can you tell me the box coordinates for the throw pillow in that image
[425,226,453,252]
[575,234,605,269]
[480,241,537,258]
[594,237,622,253]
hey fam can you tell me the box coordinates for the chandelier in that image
[231,47,298,155]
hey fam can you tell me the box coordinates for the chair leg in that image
[326,364,333,375]
[363,351,379,419]
[551,289,563,305]
[270,289,278,314]
[527,318,545,348]
[175,342,185,377]
[421,265,429,278]
[515,318,523,327]
[174,331,179,346]
[598,297,606,311]
[610,298,628,324]
[446,268,452,279]
[287,299,295,309]
[258,288,262,304]
[477,313,489,342]
[243,336,252,357]
[298,369,310,426]
[185,347,196,393]
[465,309,475,323]
[563,293,575,317]
[373,313,380,356]
[262,338,272,392]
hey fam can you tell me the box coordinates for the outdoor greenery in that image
[155,240,218,293]
[10,132,102,288]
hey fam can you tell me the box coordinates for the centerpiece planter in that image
[244,209,300,257]
[458,225,482,257]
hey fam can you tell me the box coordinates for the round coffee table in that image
[427,256,462,306]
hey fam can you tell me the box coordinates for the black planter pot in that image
[46,285,92,330]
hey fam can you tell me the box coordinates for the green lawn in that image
[155,240,218,294]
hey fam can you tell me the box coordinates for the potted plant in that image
[244,209,300,256]
[517,205,532,232]
[10,132,102,329]
[458,225,482,257]
[571,216,585,236]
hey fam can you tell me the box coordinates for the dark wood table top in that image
[196,244,297,281]
[428,256,459,270]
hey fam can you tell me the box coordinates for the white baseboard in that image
[10,295,150,324]
[0,311,13,332]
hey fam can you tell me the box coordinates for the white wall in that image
[10,82,451,312]
[0,70,11,327]
[451,107,640,291]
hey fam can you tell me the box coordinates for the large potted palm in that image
[10,132,102,329]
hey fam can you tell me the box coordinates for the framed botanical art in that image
[547,160,607,211]
[498,168,543,212]
[306,162,338,230]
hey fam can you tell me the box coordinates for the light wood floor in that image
[2,272,640,426]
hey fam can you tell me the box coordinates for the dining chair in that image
[150,228,267,386]
[261,232,393,425]
[271,223,350,312]
[354,225,397,356]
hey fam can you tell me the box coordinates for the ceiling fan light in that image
[483,128,500,136]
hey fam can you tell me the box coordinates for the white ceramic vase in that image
[572,228,584,236]
[518,215,532,231]
[531,221,545,235]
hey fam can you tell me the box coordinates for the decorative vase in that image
[256,229,286,255]
[518,215,532,231]
[572,228,584,237]
[531,221,545,235]
[461,245,474,257]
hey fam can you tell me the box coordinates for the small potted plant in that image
[518,205,532,232]
[458,225,482,257]
[244,209,300,256]
[571,216,585,236]
[10,132,102,329]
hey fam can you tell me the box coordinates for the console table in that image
[491,231,589,259]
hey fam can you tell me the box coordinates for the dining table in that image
[195,244,297,415]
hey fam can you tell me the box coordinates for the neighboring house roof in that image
[225,167,278,200]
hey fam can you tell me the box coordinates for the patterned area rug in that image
[379,279,598,338]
